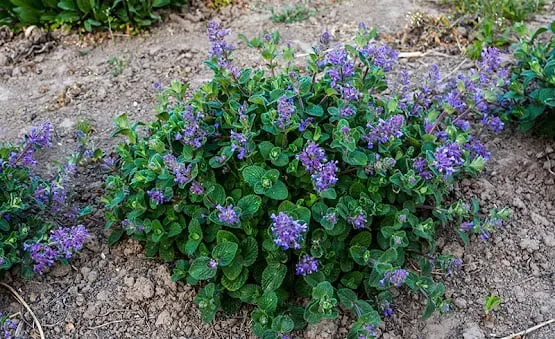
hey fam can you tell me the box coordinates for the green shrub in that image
[0,0,188,32]
[103,23,511,338]
[0,121,98,278]
[505,21,555,135]
[270,1,316,24]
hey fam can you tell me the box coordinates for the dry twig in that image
[490,318,555,339]
[0,282,45,339]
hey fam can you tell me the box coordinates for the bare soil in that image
[0,0,554,338]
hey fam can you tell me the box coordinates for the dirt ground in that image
[0,0,554,338]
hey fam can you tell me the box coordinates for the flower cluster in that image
[276,96,296,129]
[380,269,409,287]
[297,142,338,192]
[176,105,207,148]
[216,204,240,225]
[433,143,464,177]
[295,255,319,276]
[164,154,192,184]
[25,225,88,274]
[365,115,404,148]
[270,212,308,250]
[0,314,16,339]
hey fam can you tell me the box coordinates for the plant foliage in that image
[504,20,555,136]
[0,0,188,32]
[103,23,512,338]
[0,121,98,278]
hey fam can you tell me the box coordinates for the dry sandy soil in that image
[0,0,554,338]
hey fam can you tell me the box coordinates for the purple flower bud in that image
[320,31,331,45]
[208,259,218,269]
[190,181,205,195]
[216,204,240,225]
[365,115,404,148]
[147,189,167,205]
[348,212,367,229]
[433,143,464,177]
[295,255,319,276]
[380,269,408,287]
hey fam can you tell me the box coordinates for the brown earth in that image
[0,0,554,338]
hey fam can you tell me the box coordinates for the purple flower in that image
[276,96,296,129]
[485,116,504,134]
[147,189,167,205]
[164,154,192,185]
[342,85,360,101]
[216,204,240,225]
[33,184,49,205]
[413,157,432,180]
[299,117,314,132]
[311,161,338,192]
[365,115,404,148]
[26,122,52,148]
[100,155,116,171]
[446,258,463,275]
[190,181,205,195]
[478,47,501,74]
[238,101,248,120]
[230,130,248,159]
[383,301,393,317]
[176,105,207,148]
[297,141,327,173]
[348,212,367,229]
[464,136,490,161]
[380,269,408,287]
[153,81,162,92]
[340,106,355,117]
[454,119,470,131]
[324,212,337,225]
[359,324,377,339]
[49,225,88,259]
[433,143,464,177]
[270,212,308,250]
[207,21,234,59]
[51,183,66,212]
[25,225,88,275]
[208,259,218,269]
[359,42,398,72]
[215,153,227,164]
[445,90,466,112]
[327,48,347,66]
[459,221,474,232]
[295,255,319,276]
[320,31,331,45]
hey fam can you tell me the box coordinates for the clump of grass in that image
[271,1,317,24]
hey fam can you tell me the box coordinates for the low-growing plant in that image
[104,22,512,338]
[0,0,188,32]
[0,120,99,278]
[484,293,501,316]
[270,1,316,24]
[444,0,545,59]
[504,21,555,136]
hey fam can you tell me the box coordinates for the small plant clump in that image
[445,0,545,59]
[0,121,98,278]
[270,1,317,24]
[484,293,502,317]
[0,0,189,32]
[104,22,511,338]
[504,21,555,136]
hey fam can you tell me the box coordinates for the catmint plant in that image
[0,121,97,278]
[104,22,512,338]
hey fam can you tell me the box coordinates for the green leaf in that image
[212,242,239,267]
[76,0,90,13]
[241,237,258,266]
[189,257,217,280]
[238,194,262,218]
[222,257,243,280]
[242,165,265,186]
[312,281,334,299]
[221,267,248,291]
[264,180,289,200]
[338,288,358,309]
[153,0,170,8]
[262,263,287,292]
[108,229,124,246]
[258,291,278,312]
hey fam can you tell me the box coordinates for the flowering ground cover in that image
[0,0,553,338]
